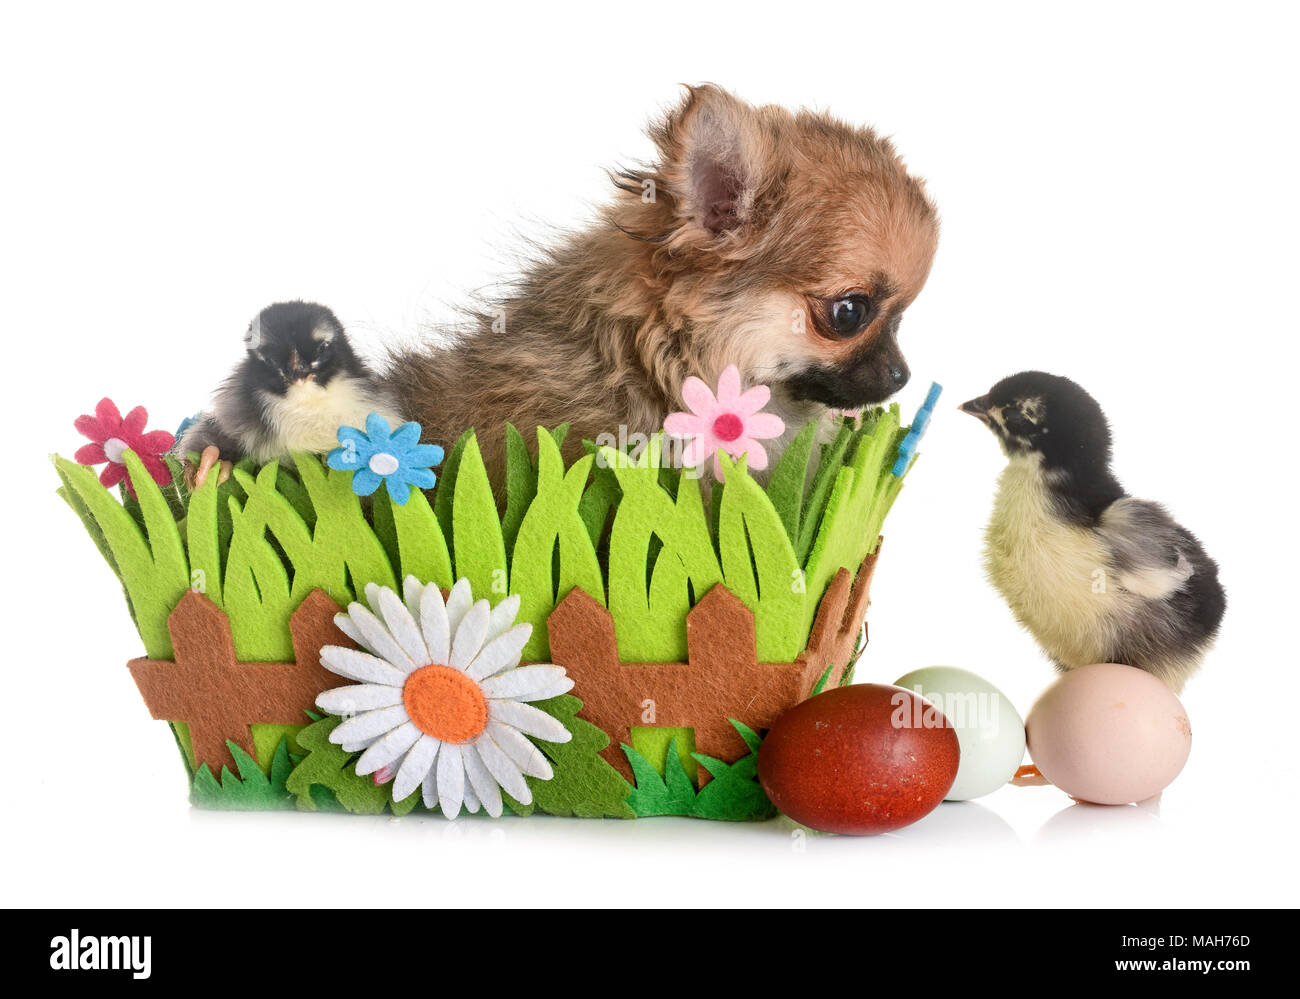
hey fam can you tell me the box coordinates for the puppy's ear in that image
[652,84,774,240]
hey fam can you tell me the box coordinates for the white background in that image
[2,2,1296,908]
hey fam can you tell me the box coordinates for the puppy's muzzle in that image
[785,331,911,408]
[853,327,910,399]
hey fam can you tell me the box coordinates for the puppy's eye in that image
[827,295,874,337]
[1003,408,1033,434]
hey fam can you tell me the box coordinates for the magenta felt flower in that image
[664,365,785,478]
[74,398,175,495]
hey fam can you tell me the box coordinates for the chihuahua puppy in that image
[387,85,939,482]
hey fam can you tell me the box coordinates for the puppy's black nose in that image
[888,362,910,390]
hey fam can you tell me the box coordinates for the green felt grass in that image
[604,435,723,661]
[432,429,473,565]
[764,417,818,542]
[504,694,635,819]
[717,453,804,661]
[451,434,508,604]
[56,452,189,659]
[286,715,418,816]
[502,422,537,556]
[622,720,775,821]
[285,698,632,819]
[222,457,398,660]
[511,430,606,660]
[387,485,453,589]
[630,726,698,785]
[189,738,296,811]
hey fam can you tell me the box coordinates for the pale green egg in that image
[893,666,1026,800]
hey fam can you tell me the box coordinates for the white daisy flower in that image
[316,575,573,818]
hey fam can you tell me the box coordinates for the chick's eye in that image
[827,295,873,337]
[1003,408,1032,433]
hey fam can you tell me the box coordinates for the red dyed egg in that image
[757,684,960,835]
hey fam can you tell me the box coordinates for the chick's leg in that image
[1011,764,1050,786]
[178,416,236,490]
[185,445,233,489]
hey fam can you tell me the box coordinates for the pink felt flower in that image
[74,397,175,495]
[664,365,785,479]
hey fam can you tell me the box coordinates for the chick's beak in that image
[960,395,992,423]
[286,349,314,385]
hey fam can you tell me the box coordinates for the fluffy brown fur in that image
[387,84,939,485]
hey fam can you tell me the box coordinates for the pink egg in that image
[1026,663,1192,805]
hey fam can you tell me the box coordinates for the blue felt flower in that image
[327,413,444,505]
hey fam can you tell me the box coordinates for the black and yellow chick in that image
[961,371,1225,692]
[179,301,403,486]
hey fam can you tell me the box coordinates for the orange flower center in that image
[402,664,488,744]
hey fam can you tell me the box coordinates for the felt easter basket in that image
[54,405,920,821]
